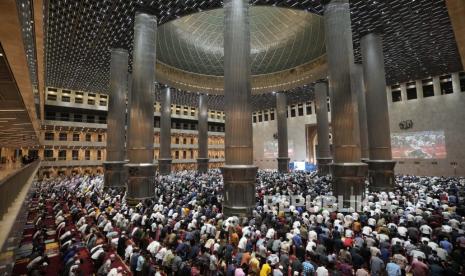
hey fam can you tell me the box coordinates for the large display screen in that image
[263,140,294,159]
[391,131,446,159]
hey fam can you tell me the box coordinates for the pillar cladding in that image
[353,64,369,161]
[197,93,209,173]
[323,0,367,207]
[125,12,157,205]
[276,92,290,173]
[361,32,396,192]
[103,49,129,189]
[314,81,332,176]
[222,0,257,217]
[159,86,172,175]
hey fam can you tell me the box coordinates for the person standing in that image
[370,252,385,276]
[386,258,402,276]
[410,257,429,276]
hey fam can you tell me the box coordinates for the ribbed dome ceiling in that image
[156,6,326,76]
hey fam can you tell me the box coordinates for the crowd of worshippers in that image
[26,170,465,276]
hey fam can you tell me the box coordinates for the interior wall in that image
[253,113,322,169]
[388,91,465,176]
[252,90,464,177]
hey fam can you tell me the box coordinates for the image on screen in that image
[263,140,294,159]
[391,130,446,159]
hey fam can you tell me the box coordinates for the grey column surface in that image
[353,64,369,161]
[433,76,441,96]
[125,12,157,205]
[222,0,257,217]
[415,80,424,99]
[324,0,367,207]
[126,73,132,161]
[104,49,129,189]
[400,83,407,102]
[159,86,172,175]
[452,72,461,93]
[197,93,209,173]
[314,81,332,176]
[361,32,396,192]
[386,86,393,103]
[276,92,290,173]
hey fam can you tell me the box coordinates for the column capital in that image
[135,6,158,17]
[110,48,129,54]
[359,27,385,39]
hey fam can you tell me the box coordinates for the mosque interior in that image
[0,0,465,275]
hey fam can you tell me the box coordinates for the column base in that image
[330,162,368,209]
[221,165,257,218]
[103,160,128,189]
[197,158,209,174]
[366,160,396,192]
[317,157,333,176]
[276,157,290,173]
[158,158,172,175]
[124,163,156,206]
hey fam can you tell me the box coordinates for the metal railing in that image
[0,160,40,220]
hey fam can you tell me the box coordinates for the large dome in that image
[155,6,327,94]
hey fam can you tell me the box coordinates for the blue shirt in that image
[292,234,302,247]
[302,261,315,276]
[386,262,401,276]
[439,240,453,253]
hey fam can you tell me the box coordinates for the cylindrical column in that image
[452,72,461,93]
[104,49,129,189]
[197,93,209,173]
[415,80,424,99]
[126,73,132,161]
[400,83,407,102]
[353,64,369,161]
[324,0,367,207]
[158,86,172,175]
[276,92,289,173]
[125,12,157,205]
[314,81,332,175]
[361,32,396,191]
[222,0,257,217]
[433,76,441,96]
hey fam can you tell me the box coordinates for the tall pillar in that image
[276,92,289,173]
[323,0,367,207]
[386,86,393,103]
[103,48,129,189]
[197,93,209,173]
[415,80,424,99]
[314,81,332,175]
[222,0,257,217]
[451,72,461,93]
[353,64,369,161]
[125,12,157,205]
[361,32,396,192]
[159,86,172,175]
[433,76,441,96]
[400,83,407,102]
